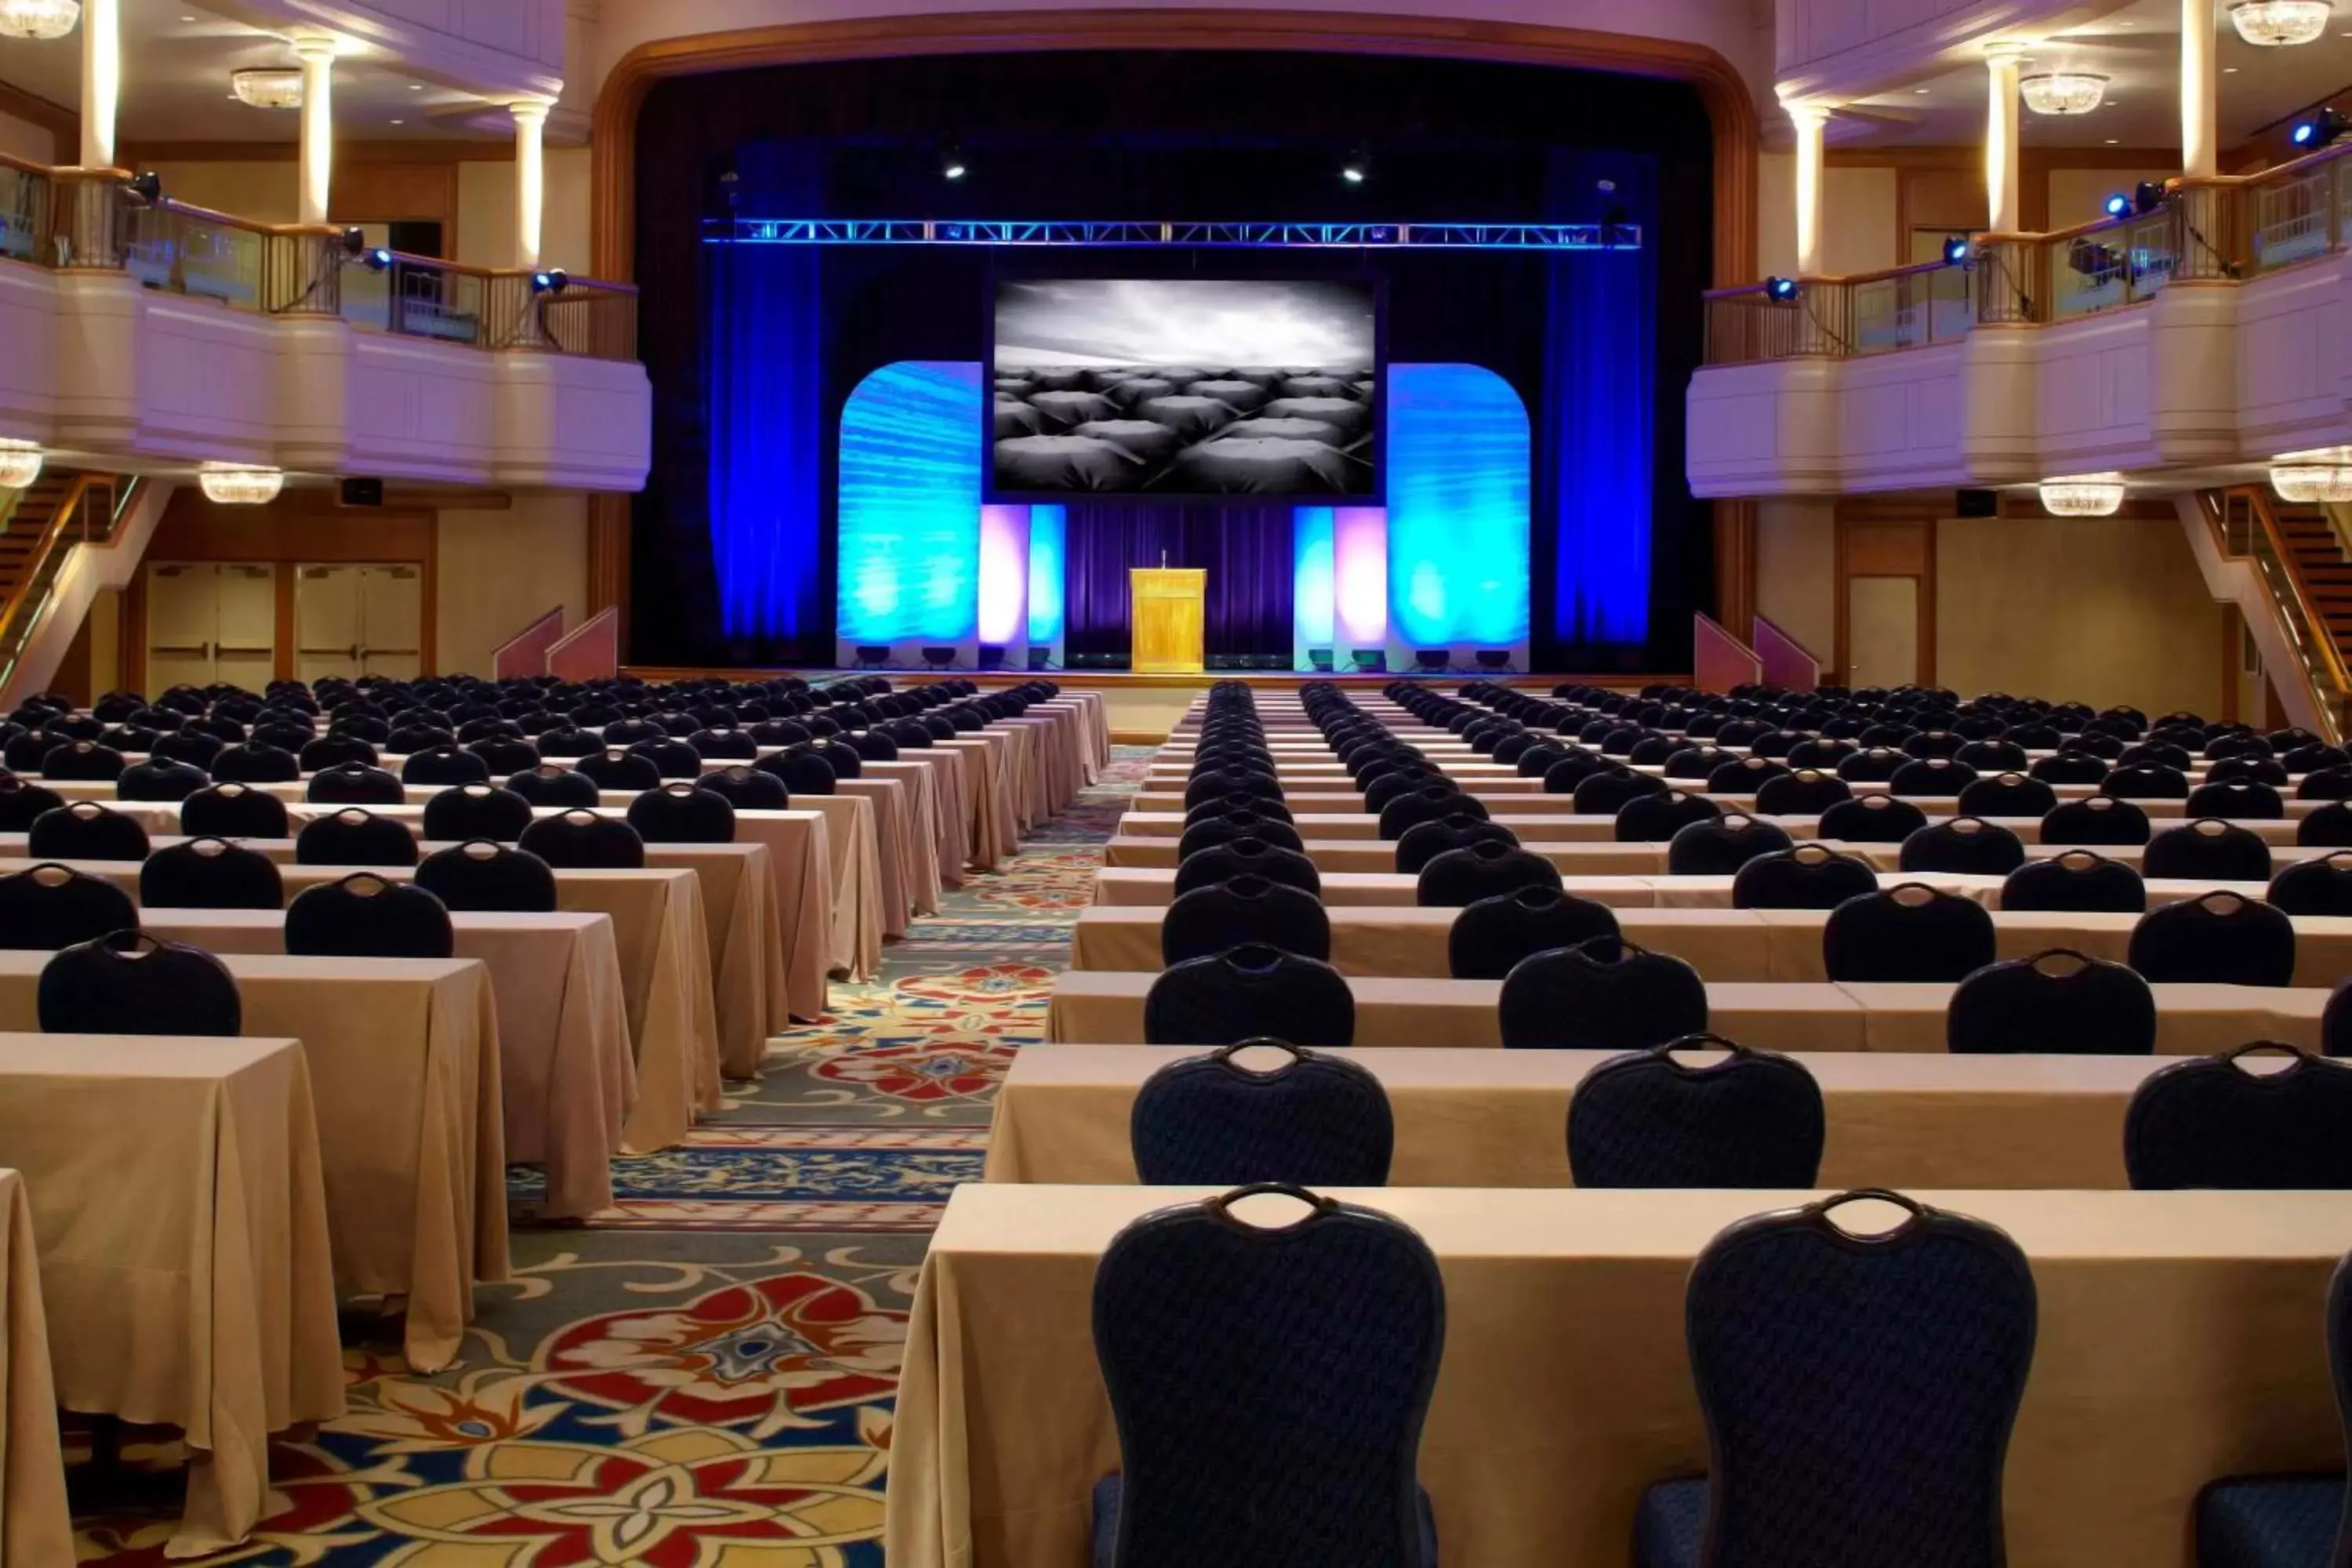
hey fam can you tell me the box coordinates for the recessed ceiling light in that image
[388,118,404,125]
[2105,137,2120,144]
[2226,65,2241,71]
[407,82,422,90]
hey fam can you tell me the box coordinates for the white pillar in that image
[1788,101,1832,274]
[1984,42,2027,233]
[293,33,337,226]
[79,0,118,169]
[509,100,551,270]
[2182,0,2219,178]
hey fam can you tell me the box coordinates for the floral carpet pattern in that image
[72,747,1154,1563]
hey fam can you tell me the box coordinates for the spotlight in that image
[364,247,393,272]
[529,268,568,295]
[1764,276,1800,302]
[2103,191,2132,218]
[941,147,967,181]
[339,225,367,257]
[128,169,162,202]
[2133,180,2168,214]
[1341,164,1367,185]
[2293,107,2349,148]
[1941,234,1972,265]
[1341,150,1370,186]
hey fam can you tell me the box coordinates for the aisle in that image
[71,749,1156,1565]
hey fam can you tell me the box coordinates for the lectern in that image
[1131,568,1207,674]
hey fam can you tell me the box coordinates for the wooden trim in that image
[1832,503,1939,687]
[118,139,516,167]
[0,80,76,159]
[1712,499,1757,633]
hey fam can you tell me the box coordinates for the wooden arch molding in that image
[585,8,1763,641]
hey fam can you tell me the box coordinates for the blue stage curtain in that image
[1064,504,1295,660]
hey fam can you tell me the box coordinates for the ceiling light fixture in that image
[230,67,304,110]
[2230,0,2334,45]
[2020,72,2109,115]
[2271,448,2352,503]
[198,464,285,506]
[0,441,43,490]
[0,0,78,38]
[2038,473,2128,517]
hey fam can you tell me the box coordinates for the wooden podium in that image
[1131,568,1207,673]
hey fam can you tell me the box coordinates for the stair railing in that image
[0,474,104,697]
[2216,486,2352,743]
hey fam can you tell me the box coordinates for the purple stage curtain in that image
[1064,503,1295,661]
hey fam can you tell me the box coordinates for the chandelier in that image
[2020,72,2109,115]
[0,0,79,40]
[198,464,285,505]
[2271,447,2352,503]
[230,69,304,110]
[2038,473,2127,517]
[0,441,42,489]
[2230,0,2333,45]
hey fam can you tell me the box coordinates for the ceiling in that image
[0,0,502,143]
[1835,0,2351,149]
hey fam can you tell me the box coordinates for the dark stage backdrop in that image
[1063,504,1294,660]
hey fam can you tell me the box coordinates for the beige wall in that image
[1757,153,1900,277]
[1755,499,1837,658]
[456,147,590,271]
[435,493,589,675]
[143,162,302,226]
[1936,515,2225,716]
[0,109,56,165]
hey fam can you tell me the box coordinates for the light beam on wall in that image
[1385,362,1530,655]
[978,505,1030,647]
[836,361,982,649]
[1291,505,1336,670]
[1334,505,1389,655]
[1025,503,1066,663]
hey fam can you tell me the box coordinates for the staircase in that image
[0,472,118,696]
[2274,500,2352,657]
[2192,488,2352,742]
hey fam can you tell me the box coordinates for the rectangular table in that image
[0,1038,345,1556]
[0,1168,68,1567]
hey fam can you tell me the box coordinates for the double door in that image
[145,562,276,691]
[143,560,423,688]
[296,564,423,682]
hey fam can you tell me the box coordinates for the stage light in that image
[2134,180,2168,214]
[920,646,956,670]
[2292,107,2349,148]
[1026,644,1052,671]
[128,170,163,202]
[977,644,1007,671]
[1764,276,1799,302]
[1308,648,1334,673]
[854,645,891,670]
[1341,150,1370,186]
[365,247,393,271]
[530,268,568,294]
[2104,191,2132,218]
[1414,649,1451,673]
[1351,649,1387,673]
[339,226,367,257]
[1941,234,1972,265]
[942,160,967,181]
[1475,650,1514,672]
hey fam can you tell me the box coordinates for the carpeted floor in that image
[71,748,1156,1564]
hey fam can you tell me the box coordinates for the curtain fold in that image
[1064,504,1295,660]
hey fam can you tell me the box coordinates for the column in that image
[293,33,337,226]
[79,0,118,169]
[1984,42,2026,233]
[2181,0,2218,178]
[509,100,551,270]
[1788,100,1831,275]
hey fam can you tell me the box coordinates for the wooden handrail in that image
[1703,256,1955,300]
[2237,484,2352,701]
[0,474,95,659]
[142,197,342,240]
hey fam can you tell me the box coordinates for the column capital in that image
[1781,100,1835,130]
[289,30,339,64]
[1982,38,2031,64]
[508,98,554,128]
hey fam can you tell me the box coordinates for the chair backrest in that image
[401,744,493,786]
[1566,1035,1825,1187]
[1447,886,1621,980]
[305,762,406,805]
[1379,783,1484,841]
[1181,810,1307,862]
[1822,882,1997,982]
[1143,944,1356,1047]
[1614,789,1721,844]
[1955,772,2056,820]
[1570,769,1666,818]
[1947,948,2156,1054]
[1888,757,1978,798]
[0,863,137,949]
[577,749,664,791]
[1732,844,1879,910]
[2127,891,2297,986]
[38,932,242,1036]
[421,783,535,843]
[1415,840,1563,909]
[697,764,790,811]
[416,839,560,913]
[295,808,420,867]
[0,776,64,833]
[180,782,291,839]
[1161,875,1333,964]
[2185,779,2285,820]
[2143,818,2275,884]
[38,739,127,781]
[116,758,212,803]
[1497,937,1708,1051]
[1999,849,2145,913]
[1174,837,1321,898]
[2125,1043,2352,1187]
[27,801,150,862]
[1092,1185,1443,1568]
[517,808,647,869]
[1682,1189,2036,1568]
[1391,813,1514,876]
[1666,814,1795,877]
[2104,762,2190,800]
[626,736,706,779]
[286,872,456,959]
[2040,794,2152,846]
[2273,851,2352,916]
[1817,793,1929,844]
[140,837,285,911]
[1897,816,2027,876]
[626,782,739,844]
[1131,1042,1393,1185]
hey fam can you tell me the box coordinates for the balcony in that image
[1689,143,2352,498]
[0,158,649,492]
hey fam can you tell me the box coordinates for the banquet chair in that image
[1889,757,1978,798]
[622,778,739,844]
[1416,841,1563,909]
[532,725,601,760]
[1822,883,1997,982]
[2297,801,2352,848]
[505,764,604,808]
[306,762,407,806]
[688,728,758,760]
[1161,876,1332,965]
[1570,770,1668,818]
[2186,781,2288,822]
[297,735,376,772]
[1566,1035,1824,1188]
[416,840,558,913]
[1632,1189,2035,1568]
[1947,949,2157,1054]
[1185,768,1281,811]
[1615,789,1721,844]
[1730,844,1878,910]
[401,745,492,787]
[27,801,149,863]
[1131,1042,1392,1185]
[1143,945,1356,1047]
[519,809,648,870]
[1089,1184,1442,1568]
[423,783,535,843]
[1381,784,1486,843]
[2000,848,2147,913]
[1704,757,1788,796]
[1956,771,2056,819]
[601,717,666,747]
[1363,764,1446,811]
[1898,816,2028,876]
[2041,793,2154,845]
[296,808,419,868]
[151,731,224,771]
[1497,937,1708,1051]
[38,740,127,782]
[1834,746,1906,785]
[1666,814,1795,877]
[575,749,664,792]
[2029,750,2111,786]
[208,742,301,785]
[1180,810,1306,862]
[37,930,241,1036]
[1752,770,1853,818]
[1955,739,2030,774]
[1448,887,1621,981]
[2205,755,2292,788]
[0,775,60,833]
[2194,1253,2352,1568]
[1817,793,1929,844]
[2106,763,2193,800]
[1542,751,1616,796]
[756,746,839,797]
[140,837,285,911]
[2272,852,2352,917]
[0,863,137,949]
[287,873,455,960]
[2129,891,2296,987]
[180,782,289,840]
[114,758,211,804]
[2125,1044,2352,1188]
[1174,838,1321,898]
[626,738,705,779]
[2300,765,2352,801]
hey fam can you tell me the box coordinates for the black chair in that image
[1498,937,1708,1051]
[1956,771,2056,819]
[1130,1043,1392,1185]
[2301,765,2352,801]
[38,933,242,1036]
[1817,793,1929,844]
[1632,1189,2035,1568]
[1665,814,1795,877]
[115,759,212,803]
[27,802,148,862]
[2000,848,2146,913]
[1416,841,1562,909]
[1089,1184,1441,1568]
[1174,838,1321,898]
[1571,770,1667,818]
[1143,945,1356,1047]
[2125,1044,2352,1188]
[295,808,419,867]
[1888,757,1977,797]
[2194,1253,2352,1567]
[688,728,758,760]
[506,764,604,809]
[2030,751,2111,786]
[2129,891,2297,986]
[1446,887,1621,981]
[757,746,839,797]
[140,837,284,910]
[1180,811,1307,862]
[0,863,136,948]
[286,873,456,959]
[2041,794,2152,846]
[1732,844,1880,910]
[627,737,705,779]
[2105,762,2192,800]
[2186,780,2287,821]
[1566,1035,1824,1188]
[304,762,405,807]
[2272,851,2352,916]
[1947,949,2157,1054]
[627,782,738,844]
[179,782,289,840]
[419,784,534,843]
[0,777,62,834]
[696,764,789,811]
[402,745,492,787]
[1379,783,1483,842]
[1615,790,1720,844]
[1161,876,1332,964]
[1835,747,1905,784]
[1822,883,1997,982]
[1753,769,1852,817]
[1391,814,1515,877]
[38,740,126,782]
[1897,816,2027,875]
[2145,818,2276,884]
[572,749,661,792]
[2298,800,2352,848]
[416,840,559,913]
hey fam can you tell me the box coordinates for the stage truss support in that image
[703,218,1643,250]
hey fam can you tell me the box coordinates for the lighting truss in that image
[703,218,1643,250]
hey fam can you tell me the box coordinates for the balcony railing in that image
[0,154,49,266]
[1704,258,1973,366]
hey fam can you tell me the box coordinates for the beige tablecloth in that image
[0,955,504,1373]
[0,1168,67,1567]
[0,1038,344,1556]
[874,753,970,894]
[856,766,944,919]
[943,735,1021,871]
[890,1184,2352,1568]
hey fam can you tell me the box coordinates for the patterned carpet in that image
[71,748,1156,1564]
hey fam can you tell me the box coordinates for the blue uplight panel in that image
[1385,364,1530,648]
[837,362,983,642]
[1028,504,1067,648]
[1292,506,1336,669]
